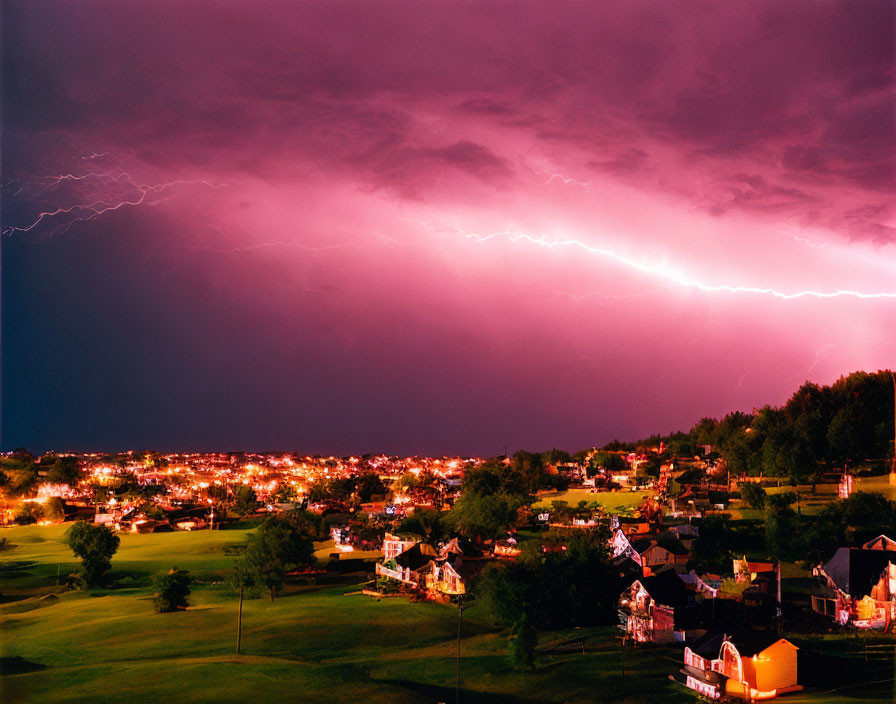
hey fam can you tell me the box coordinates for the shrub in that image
[152,568,192,613]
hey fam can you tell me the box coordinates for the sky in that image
[2,0,894,455]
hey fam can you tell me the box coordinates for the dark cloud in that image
[3,0,894,452]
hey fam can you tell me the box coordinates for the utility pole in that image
[456,595,464,704]
[620,635,626,678]
[237,585,244,655]
[776,561,783,633]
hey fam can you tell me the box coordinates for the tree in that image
[66,521,120,587]
[589,452,626,477]
[356,473,386,502]
[446,491,523,541]
[235,517,315,600]
[232,485,260,515]
[1,459,38,496]
[476,528,616,631]
[739,483,766,510]
[283,508,321,539]
[509,615,538,670]
[45,456,82,486]
[397,509,445,543]
[44,496,66,521]
[14,500,43,525]
[688,514,733,575]
[152,568,192,612]
[765,503,800,562]
[765,492,797,510]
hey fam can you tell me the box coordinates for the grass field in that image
[2,522,893,703]
[728,475,896,520]
[533,488,650,512]
[1,524,696,704]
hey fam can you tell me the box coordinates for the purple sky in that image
[2,1,894,455]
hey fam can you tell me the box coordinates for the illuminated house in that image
[618,569,694,643]
[611,528,691,572]
[732,557,776,584]
[377,536,487,599]
[494,538,522,558]
[838,472,854,499]
[812,546,896,628]
[424,558,466,596]
[423,537,489,599]
[681,631,801,700]
[375,543,437,587]
[381,532,418,560]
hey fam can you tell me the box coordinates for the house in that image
[679,570,719,599]
[375,542,438,587]
[610,528,690,572]
[619,569,696,643]
[681,631,801,700]
[494,538,521,558]
[733,557,776,584]
[130,518,172,533]
[812,547,896,628]
[838,472,854,499]
[610,528,637,561]
[382,532,418,560]
[630,536,690,572]
[423,537,490,599]
[668,523,699,540]
[424,558,467,595]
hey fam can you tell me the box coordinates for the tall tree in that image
[235,517,315,600]
[67,521,120,587]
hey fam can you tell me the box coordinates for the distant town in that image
[3,371,896,702]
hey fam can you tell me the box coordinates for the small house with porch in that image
[680,631,801,700]
[812,546,896,628]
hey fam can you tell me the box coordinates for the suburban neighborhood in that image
[4,371,896,702]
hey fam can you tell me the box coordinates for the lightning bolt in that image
[3,177,226,238]
[2,147,226,238]
[439,224,896,301]
[807,344,836,373]
[544,173,590,188]
[776,226,829,249]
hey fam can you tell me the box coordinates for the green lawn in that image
[533,488,650,512]
[729,475,896,520]
[2,524,892,703]
[1,524,693,703]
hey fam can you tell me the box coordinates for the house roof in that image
[441,536,483,558]
[393,543,435,571]
[689,630,726,660]
[631,537,655,553]
[611,553,643,581]
[862,535,896,551]
[638,569,690,607]
[822,547,896,598]
[670,523,699,538]
[656,532,690,555]
[726,631,793,657]
[690,630,791,660]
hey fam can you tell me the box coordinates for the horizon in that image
[7,367,892,457]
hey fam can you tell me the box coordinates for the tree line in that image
[612,370,895,484]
